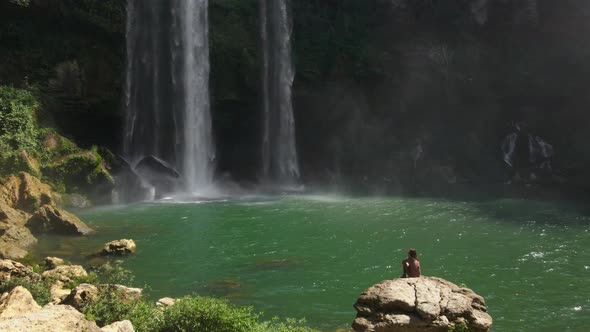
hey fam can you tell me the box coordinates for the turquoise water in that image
[35,195,590,331]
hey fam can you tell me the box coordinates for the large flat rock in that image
[353,277,492,332]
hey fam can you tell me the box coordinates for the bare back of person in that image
[402,257,421,277]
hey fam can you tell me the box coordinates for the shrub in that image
[153,296,320,332]
[255,317,319,332]
[154,296,261,332]
[0,86,39,151]
[83,286,143,327]
[0,277,53,306]
[83,291,319,332]
[63,272,100,289]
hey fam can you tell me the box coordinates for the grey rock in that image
[101,320,135,332]
[352,277,492,332]
[44,257,65,270]
[156,297,176,307]
[60,283,99,310]
[0,259,40,283]
[27,205,95,235]
[99,239,136,256]
[0,304,101,332]
[42,265,87,282]
[0,286,41,320]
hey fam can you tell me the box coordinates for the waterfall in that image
[260,0,300,184]
[124,0,214,195]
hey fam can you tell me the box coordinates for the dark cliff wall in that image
[2,0,590,192]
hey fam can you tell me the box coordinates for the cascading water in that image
[124,0,214,196]
[260,0,300,185]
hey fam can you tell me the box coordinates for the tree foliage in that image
[0,85,39,151]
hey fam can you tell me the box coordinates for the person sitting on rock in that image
[401,248,421,278]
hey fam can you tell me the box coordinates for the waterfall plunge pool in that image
[34,195,590,331]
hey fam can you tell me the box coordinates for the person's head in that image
[408,248,418,259]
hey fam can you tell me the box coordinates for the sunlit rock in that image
[42,265,87,283]
[27,205,95,235]
[101,320,135,332]
[0,259,40,283]
[352,277,492,332]
[156,297,176,307]
[44,257,65,270]
[60,283,99,311]
[98,239,137,256]
[0,286,41,320]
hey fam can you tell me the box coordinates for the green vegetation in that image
[0,85,39,151]
[79,263,318,331]
[0,260,318,332]
[0,84,114,199]
[0,277,53,306]
[41,150,114,194]
[449,321,469,332]
[83,290,318,332]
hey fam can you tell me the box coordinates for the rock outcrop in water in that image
[98,239,137,256]
[27,205,95,235]
[352,277,492,332]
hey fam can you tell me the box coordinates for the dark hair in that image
[408,248,418,259]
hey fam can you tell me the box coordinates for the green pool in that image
[34,194,590,331]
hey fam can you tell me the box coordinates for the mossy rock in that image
[41,151,114,202]
[0,150,40,178]
[38,129,80,162]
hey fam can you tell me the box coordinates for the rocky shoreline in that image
[0,172,96,260]
[0,258,140,331]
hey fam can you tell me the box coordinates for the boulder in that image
[156,297,176,307]
[111,156,154,203]
[42,265,87,282]
[99,239,136,256]
[110,285,142,302]
[0,303,101,332]
[0,286,41,320]
[0,173,52,214]
[44,257,65,270]
[12,173,53,213]
[27,205,94,235]
[41,151,115,204]
[134,155,180,197]
[101,320,135,332]
[49,281,71,304]
[352,277,492,332]
[64,194,92,209]
[0,210,37,259]
[0,176,22,209]
[60,283,99,310]
[0,259,40,283]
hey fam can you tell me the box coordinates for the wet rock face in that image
[352,277,492,332]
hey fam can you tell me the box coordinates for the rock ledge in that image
[352,277,492,332]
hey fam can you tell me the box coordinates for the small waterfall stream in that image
[124,0,214,196]
[260,0,300,185]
